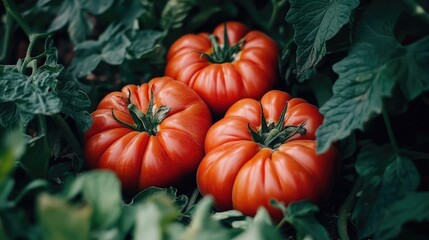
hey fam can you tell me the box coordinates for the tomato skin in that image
[165,21,279,115]
[84,77,212,193]
[197,90,340,221]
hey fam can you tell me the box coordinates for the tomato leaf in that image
[61,171,122,230]
[178,197,234,240]
[0,128,26,185]
[20,135,51,178]
[129,186,189,213]
[315,1,403,153]
[37,193,92,240]
[212,210,249,229]
[57,73,92,132]
[70,41,103,78]
[286,0,359,81]
[82,0,114,15]
[352,142,420,239]
[160,0,197,31]
[46,0,113,44]
[234,208,282,240]
[127,30,165,59]
[398,36,429,100]
[71,23,164,78]
[46,1,72,33]
[272,200,329,240]
[100,24,132,65]
[133,194,181,240]
[375,192,429,240]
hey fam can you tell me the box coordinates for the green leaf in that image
[0,71,31,102]
[127,30,165,59]
[375,192,429,240]
[57,73,92,131]
[118,0,146,26]
[0,69,62,116]
[0,103,33,128]
[101,30,131,65]
[0,207,38,240]
[82,0,115,15]
[399,36,429,100]
[177,197,234,240]
[352,143,420,239]
[62,170,122,230]
[130,186,188,213]
[23,69,62,115]
[68,0,93,44]
[20,135,51,178]
[233,208,282,240]
[0,128,26,185]
[272,200,329,240]
[47,1,72,32]
[133,194,181,240]
[37,193,91,240]
[160,0,197,30]
[286,0,359,81]
[71,40,103,78]
[45,0,93,43]
[315,1,403,153]
[13,179,49,204]
[0,224,7,240]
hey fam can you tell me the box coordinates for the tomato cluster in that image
[84,22,339,220]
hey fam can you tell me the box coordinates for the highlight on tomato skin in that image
[83,77,212,194]
[196,90,341,221]
[165,21,280,116]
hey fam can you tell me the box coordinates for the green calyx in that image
[112,89,171,135]
[249,103,307,149]
[201,23,245,64]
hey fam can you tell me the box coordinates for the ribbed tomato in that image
[165,21,279,115]
[84,77,212,193]
[197,90,339,220]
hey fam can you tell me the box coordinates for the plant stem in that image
[337,177,363,240]
[268,0,288,30]
[3,0,51,73]
[51,114,83,157]
[37,115,47,135]
[382,107,398,153]
[0,13,14,63]
[2,0,33,36]
[20,34,51,74]
[235,0,285,47]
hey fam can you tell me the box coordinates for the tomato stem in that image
[268,0,288,30]
[249,102,307,149]
[382,107,398,153]
[337,177,364,240]
[200,23,245,64]
[111,89,171,135]
[2,0,33,36]
[0,13,14,63]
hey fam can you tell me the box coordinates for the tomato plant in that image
[2,0,429,239]
[197,90,340,220]
[165,21,279,115]
[84,77,212,192]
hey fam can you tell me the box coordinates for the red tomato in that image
[197,90,340,221]
[165,21,279,115]
[84,77,212,193]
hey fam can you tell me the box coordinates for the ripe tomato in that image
[165,21,279,115]
[197,90,340,220]
[84,77,212,193]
